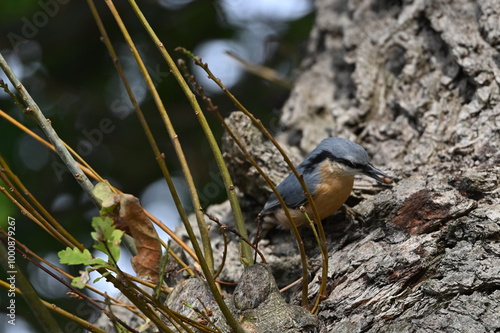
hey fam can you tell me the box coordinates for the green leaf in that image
[91,216,116,243]
[93,271,110,284]
[71,277,86,289]
[70,270,90,289]
[58,247,107,266]
[91,216,124,264]
[109,229,124,260]
[93,182,118,215]
[93,276,104,284]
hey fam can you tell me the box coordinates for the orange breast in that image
[273,162,355,229]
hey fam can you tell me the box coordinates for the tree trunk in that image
[221,0,500,332]
[99,1,500,331]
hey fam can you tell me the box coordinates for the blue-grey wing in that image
[261,165,320,213]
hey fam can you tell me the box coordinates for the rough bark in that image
[218,0,500,331]
[97,0,500,332]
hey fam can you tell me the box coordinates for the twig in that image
[8,241,143,331]
[0,231,141,316]
[0,79,27,111]
[177,58,276,266]
[107,2,244,332]
[213,226,229,281]
[279,277,304,293]
[189,52,330,312]
[225,50,292,89]
[103,0,215,271]
[127,0,253,269]
[176,48,314,307]
[0,158,79,249]
[202,209,267,264]
[0,237,63,332]
[85,0,199,266]
[0,116,197,264]
[103,294,141,333]
[0,52,98,206]
[0,280,107,333]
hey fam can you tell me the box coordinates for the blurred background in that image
[0,0,314,331]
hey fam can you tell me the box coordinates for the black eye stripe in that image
[302,151,334,172]
[332,158,363,170]
[302,152,365,172]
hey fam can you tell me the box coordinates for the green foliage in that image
[58,247,107,266]
[70,272,89,289]
[92,182,117,215]
[58,216,124,288]
[90,216,124,263]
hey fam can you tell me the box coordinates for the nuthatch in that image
[260,137,392,230]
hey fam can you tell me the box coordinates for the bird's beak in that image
[363,164,393,184]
